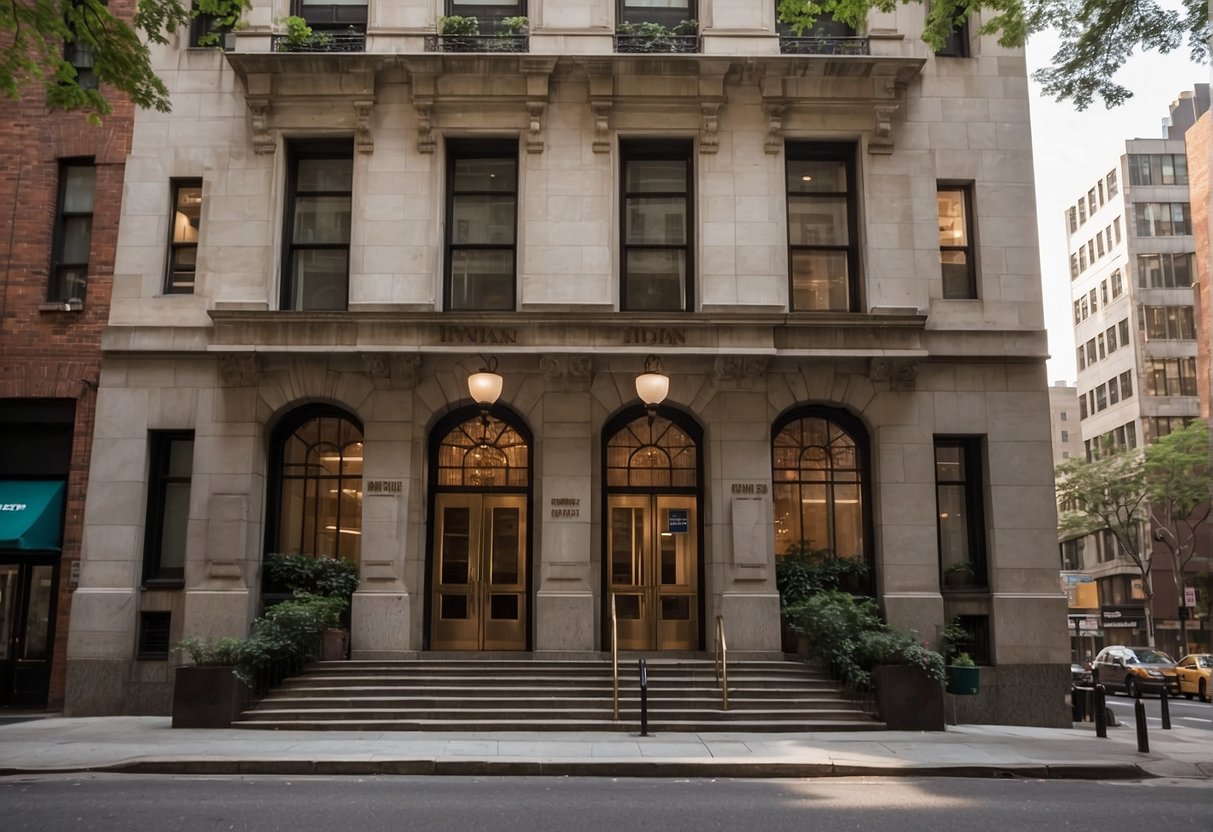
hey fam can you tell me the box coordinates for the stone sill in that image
[39,301,83,313]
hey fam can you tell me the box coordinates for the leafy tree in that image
[1,0,192,122]
[1143,420,1211,649]
[1056,447,1153,638]
[776,0,1211,110]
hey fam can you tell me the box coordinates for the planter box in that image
[946,665,980,696]
[873,665,945,731]
[171,665,248,728]
[321,628,348,661]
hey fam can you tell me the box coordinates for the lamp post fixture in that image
[467,356,503,427]
[635,355,669,424]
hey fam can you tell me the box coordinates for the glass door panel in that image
[608,496,652,650]
[482,496,526,650]
[432,495,481,650]
[655,495,696,650]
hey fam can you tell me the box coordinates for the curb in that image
[0,759,1155,780]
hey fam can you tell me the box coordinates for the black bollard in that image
[1160,684,1171,730]
[1071,686,1082,722]
[638,658,649,738]
[1094,684,1107,738]
[1134,698,1149,753]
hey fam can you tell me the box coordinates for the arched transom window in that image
[436,414,529,488]
[772,414,864,559]
[606,415,697,489]
[276,409,363,563]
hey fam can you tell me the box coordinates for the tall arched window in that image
[772,408,869,563]
[269,406,364,564]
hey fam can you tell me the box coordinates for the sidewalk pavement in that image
[1,716,1210,780]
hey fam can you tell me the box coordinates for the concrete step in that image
[233,718,884,732]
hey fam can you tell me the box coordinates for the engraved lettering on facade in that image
[438,325,519,345]
[730,483,768,495]
[623,327,687,346]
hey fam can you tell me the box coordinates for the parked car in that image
[1090,645,1178,697]
[1070,663,1092,686]
[1175,653,1212,702]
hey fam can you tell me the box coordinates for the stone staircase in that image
[234,657,884,731]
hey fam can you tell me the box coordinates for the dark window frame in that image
[618,0,697,28]
[142,430,194,587]
[785,141,860,312]
[934,436,988,589]
[444,138,519,312]
[293,0,369,30]
[63,39,98,90]
[620,138,695,312]
[934,16,970,57]
[280,138,353,311]
[938,181,977,299]
[164,178,202,294]
[136,611,173,660]
[48,158,96,304]
[448,0,525,30]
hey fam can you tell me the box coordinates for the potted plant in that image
[500,15,528,35]
[943,560,976,588]
[172,637,249,728]
[946,651,980,695]
[192,0,251,49]
[616,19,698,53]
[438,14,480,51]
[276,15,333,52]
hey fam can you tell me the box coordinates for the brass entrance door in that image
[607,494,697,650]
[431,493,527,651]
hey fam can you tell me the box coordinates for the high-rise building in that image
[1047,381,1082,466]
[61,5,1069,725]
[1062,86,1210,657]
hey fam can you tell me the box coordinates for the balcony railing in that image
[273,28,367,53]
[425,34,529,53]
[779,36,870,56]
[614,33,701,54]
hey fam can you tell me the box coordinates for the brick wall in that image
[0,7,136,709]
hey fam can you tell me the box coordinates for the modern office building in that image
[1060,86,1210,657]
[62,3,1069,725]
[0,20,134,707]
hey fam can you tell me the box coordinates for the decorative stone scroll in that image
[764,103,785,154]
[700,102,721,154]
[247,98,273,155]
[526,101,546,154]
[414,99,436,154]
[591,101,612,153]
[870,104,899,155]
[353,99,374,153]
[539,355,592,383]
[218,354,260,386]
[713,355,770,382]
[868,357,918,391]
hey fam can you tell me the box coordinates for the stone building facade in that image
[64,2,1069,725]
[0,3,136,709]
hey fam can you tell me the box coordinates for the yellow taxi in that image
[1175,653,1212,702]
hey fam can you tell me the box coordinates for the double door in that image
[0,561,57,707]
[607,494,698,651]
[431,494,527,651]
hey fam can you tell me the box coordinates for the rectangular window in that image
[1097,181,1105,206]
[934,17,969,57]
[1107,169,1118,198]
[937,184,976,298]
[1138,305,1196,340]
[1095,232,1105,257]
[1100,280,1108,305]
[1078,199,1087,225]
[1113,216,1121,243]
[1118,318,1129,344]
[1134,202,1192,236]
[49,160,96,304]
[1127,153,1189,186]
[1111,269,1123,298]
[622,139,693,312]
[1089,288,1097,313]
[142,431,194,585]
[1108,376,1119,404]
[935,438,987,588]
[445,139,518,311]
[1069,254,1079,280]
[1077,346,1085,370]
[1067,207,1078,235]
[1138,253,1162,288]
[786,142,857,312]
[1105,324,1117,353]
[1088,240,1095,262]
[165,179,202,294]
[1097,333,1105,359]
[1060,410,1068,422]
[1073,300,1081,325]
[64,41,98,90]
[1085,339,1096,364]
[137,612,172,660]
[1060,429,1069,442]
[1120,370,1132,399]
[1087,189,1097,215]
[1080,296,1088,320]
[620,0,694,28]
[1095,383,1107,411]
[1078,246,1087,271]
[282,139,352,311]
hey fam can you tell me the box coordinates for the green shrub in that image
[234,596,347,685]
[264,553,360,601]
[439,15,480,35]
[176,637,245,666]
[775,545,868,611]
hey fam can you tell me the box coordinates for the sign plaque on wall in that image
[365,480,404,495]
[550,497,581,519]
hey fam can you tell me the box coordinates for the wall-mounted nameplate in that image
[731,482,769,495]
[549,497,581,519]
[366,480,404,495]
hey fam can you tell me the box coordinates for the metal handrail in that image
[714,614,729,711]
[611,593,620,720]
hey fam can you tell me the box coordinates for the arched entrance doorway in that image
[427,407,531,651]
[602,407,703,651]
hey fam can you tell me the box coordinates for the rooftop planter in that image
[427,15,530,53]
[615,20,700,54]
[779,36,870,56]
[273,18,366,53]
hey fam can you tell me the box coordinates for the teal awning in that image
[0,481,66,552]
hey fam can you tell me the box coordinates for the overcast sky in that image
[1025,33,1209,385]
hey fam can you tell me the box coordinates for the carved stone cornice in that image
[868,357,919,391]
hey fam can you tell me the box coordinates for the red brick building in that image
[0,19,134,709]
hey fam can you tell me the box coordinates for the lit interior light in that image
[324,526,363,536]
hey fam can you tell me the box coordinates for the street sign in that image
[1184,586,1197,608]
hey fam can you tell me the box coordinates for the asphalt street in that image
[1,774,1211,832]
[1103,690,1213,731]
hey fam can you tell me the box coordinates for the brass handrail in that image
[714,614,729,711]
[611,593,620,720]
